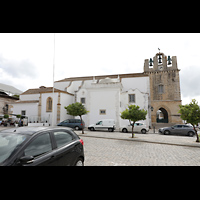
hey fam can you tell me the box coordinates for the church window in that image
[129,94,135,103]
[158,85,164,94]
[46,97,53,112]
[80,97,86,104]
[100,109,106,115]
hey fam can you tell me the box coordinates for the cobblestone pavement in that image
[81,136,200,166]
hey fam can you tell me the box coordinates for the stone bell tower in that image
[144,52,182,128]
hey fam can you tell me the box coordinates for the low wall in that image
[28,123,50,127]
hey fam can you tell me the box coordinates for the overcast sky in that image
[0,33,199,105]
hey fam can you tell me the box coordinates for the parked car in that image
[159,124,195,136]
[57,119,85,130]
[88,119,116,132]
[0,126,84,166]
[120,123,149,134]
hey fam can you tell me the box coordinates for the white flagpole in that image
[52,33,55,126]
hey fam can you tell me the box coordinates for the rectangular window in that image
[99,109,106,115]
[129,94,135,103]
[80,97,86,104]
[158,85,164,94]
[21,110,26,115]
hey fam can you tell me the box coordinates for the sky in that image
[0,33,199,105]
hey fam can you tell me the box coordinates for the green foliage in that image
[64,102,88,134]
[179,99,200,125]
[64,102,88,117]
[121,105,147,138]
[179,99,200,142]
[4,114,9,119]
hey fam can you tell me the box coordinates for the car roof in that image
[0,126,74,136]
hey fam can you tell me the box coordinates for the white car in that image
[120,123,149,134]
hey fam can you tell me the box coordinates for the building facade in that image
[54,73,151,129]
[144,52,182,128]
[10,52,182,129]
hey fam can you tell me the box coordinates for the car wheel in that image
[122,128,128,133]
[188,131,194,137]
[74,126,79,130]
[75,158,84,166]
[141,129,146,134]
[108,128,113,132]
[164,130,170,135]
[90,127,95,131]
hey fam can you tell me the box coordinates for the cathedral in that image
[10,52,182,129]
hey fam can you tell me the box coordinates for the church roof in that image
[55,72,148,83]
[21,86,74,96]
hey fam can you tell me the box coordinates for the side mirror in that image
[20,155,34,164]
[171,126,174,129]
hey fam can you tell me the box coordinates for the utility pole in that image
[52,33,55,126]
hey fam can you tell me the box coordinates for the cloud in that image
[0,54,37,79]
[180,65,200,98]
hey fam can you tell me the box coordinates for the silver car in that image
[120,123,149,134]
[159,124,195,136]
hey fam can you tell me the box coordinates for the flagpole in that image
[52,33,55,126]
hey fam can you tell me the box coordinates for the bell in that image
[149,58,153,66]
[158,55,162,64]
[167,55,172,65]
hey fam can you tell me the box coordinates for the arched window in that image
[46,97,52,112]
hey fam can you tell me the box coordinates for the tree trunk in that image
[131,122,135,138]
[80,115,84,134]
[193,125,199,142]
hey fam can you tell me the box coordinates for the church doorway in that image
[156,107,168,123]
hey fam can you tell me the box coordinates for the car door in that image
[51,130,78,166]
[95,121,103,131]
[172,125,182,135]
[134,123,140,132]
[20,132,57,166]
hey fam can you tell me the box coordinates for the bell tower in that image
[144,52,182,128]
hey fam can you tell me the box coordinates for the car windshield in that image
[0,133,27,163]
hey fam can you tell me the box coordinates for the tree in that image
[179,99,200,142]
[121,105,147,138]
[64,102,88,134]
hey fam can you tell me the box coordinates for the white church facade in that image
[10,72,151,129]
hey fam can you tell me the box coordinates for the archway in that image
[156,107,168,123]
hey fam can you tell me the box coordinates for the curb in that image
[77,133,200,149]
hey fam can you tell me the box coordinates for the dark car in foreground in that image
[159,124,195,136]
[0,126,84,166]
[57,119,85,130]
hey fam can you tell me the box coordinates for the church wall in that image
[10,102,38,120]
[20,94,40,101]
[41,92,58,126]
[60,92,74,123]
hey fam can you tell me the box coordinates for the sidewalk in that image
[76,129,200,148]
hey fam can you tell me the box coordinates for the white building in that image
[10,72,151,129]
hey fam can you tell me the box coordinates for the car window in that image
[24,133,52,157]
[96,121,102,125]
[63,120,69,123]
[54,131,73,148]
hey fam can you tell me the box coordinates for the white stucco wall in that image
[59,92,74,123]
[20,94,40,101]
[10,102,38,120]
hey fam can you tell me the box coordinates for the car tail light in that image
[79,139,84,145]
